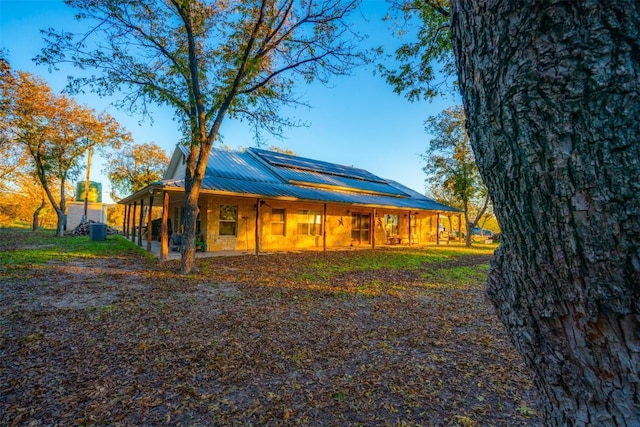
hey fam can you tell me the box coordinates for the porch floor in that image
[124,236,254,260]
[123,236,450,261]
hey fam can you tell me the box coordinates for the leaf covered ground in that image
[0,230,542,426]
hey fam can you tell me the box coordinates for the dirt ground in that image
[0,241,542,426]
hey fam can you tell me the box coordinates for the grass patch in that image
[297,245,495,281]
[422,264,490,287]
[0,228,152,267]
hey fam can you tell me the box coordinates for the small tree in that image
[2,69,130,236]
[423,105,489,246]
[105,142,169,202]
[37,0,368,273]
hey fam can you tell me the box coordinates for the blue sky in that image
[0,0,457,204]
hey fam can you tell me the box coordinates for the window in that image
[219,205,237,236]
[351,213,370,243]
[271,208,286,235]
[297,210,322,236]
[384,214,398,236]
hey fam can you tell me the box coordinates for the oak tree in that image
[387,0,640,424]
[37,0,368,273]
[2,69,130,236]
[450,1,640,424]
[0,174,59,230]
[105,142,170,202]
[380,0,454,101]
[423,105,490,246]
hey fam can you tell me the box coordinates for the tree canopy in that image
[0,57,31,192]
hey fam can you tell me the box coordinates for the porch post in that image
[408,211,412,247]
[137,199,144,246]
[255,199,261,255]
[323,203,327,251]
[127,204,133,238]
[131,202,137,242]
[146,193,154,252]
[160,191,169,260]
[122,205,127,236]
[436,212,440,245]
[124,205,129,238]
[371,208,376,249]
[458,214,462,243]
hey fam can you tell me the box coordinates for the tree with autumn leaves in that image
[37,0,368,274]
[423,105,490,247]
[1,61,130,236]
[104,142,169,202]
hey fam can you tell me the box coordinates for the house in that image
[119,146,462,257]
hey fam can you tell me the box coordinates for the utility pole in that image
[83,146,92,221]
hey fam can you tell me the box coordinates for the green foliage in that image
[37,0,368,144]
[378,4,494,244]
[424,106,483,202]
[379,0,454,101]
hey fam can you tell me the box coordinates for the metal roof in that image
[163,176,459,212]
[205,149,282,183]
[133,147,460,212]
[252,147,386,183]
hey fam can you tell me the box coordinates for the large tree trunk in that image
[465,223,473,247]
[451,1,640,425]
[180,143,208,275]
[180,187,199,274]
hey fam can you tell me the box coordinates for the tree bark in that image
[451,1,640,425]
[32,197,46,232]
[181,184,200,274]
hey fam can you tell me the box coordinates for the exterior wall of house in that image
[161,195,442,252]
[203,196,258,251]
[164,150,188,182]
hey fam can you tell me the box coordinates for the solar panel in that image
[251,148,387,183]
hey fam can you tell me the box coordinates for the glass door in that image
[351,213,371,243]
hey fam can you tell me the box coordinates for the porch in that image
[124,233,457,261]
[119,187,463,260]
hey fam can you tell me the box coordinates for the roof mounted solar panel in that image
[250,148,387,183]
